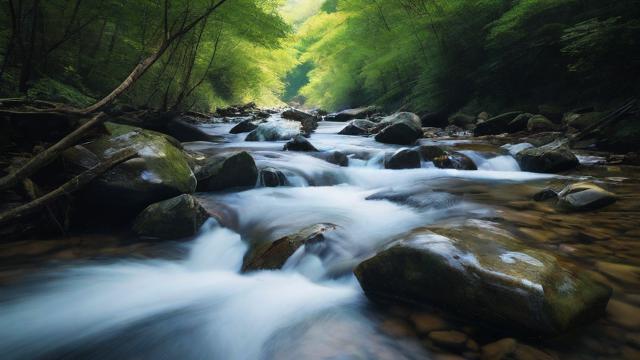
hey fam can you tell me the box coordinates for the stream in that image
[1,117,640,359]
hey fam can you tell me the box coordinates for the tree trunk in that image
[0,112,107,191]
[0,148,137,226]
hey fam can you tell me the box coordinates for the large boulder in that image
[515,140,579,173]
[166,118,219,142]
[313,150,349,167]
[283,135,318,152]
[132,194,210,239]
[338,119,377,136]
[195,151,258,191]
[229,119,258,134]
[63,123,197,221]
[326,106,377,122]
[385,148,421,169]
[556,182,617,212]
[418,145,477,170]
[564,112,603,131]
[245,121,301,141]
[374,112,423,145]
[354,220,612,335]
[506,113,534,133]
[474,112,523,136]
[242,224,336,272]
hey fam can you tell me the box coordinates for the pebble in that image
[481,338,554,360]
[409,312,448,334]
[596,261,640,284]
[379,319,415,338]
[608,299,640,330]
[428,330,469,350]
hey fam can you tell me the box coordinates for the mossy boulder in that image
[133,194,210,239]
[354,220,611,335]
[326,106,378,122]
[527,115,556,132]
[564,112,603,131]
[195,151,258,191]
[242,224,336,272]
[556,182,616,212]
[386,148,421,169]
[63,123,197,221]
[515,140,579,173]
[448,113,476,128]
[374,112,423,145]
[507,113,534,133]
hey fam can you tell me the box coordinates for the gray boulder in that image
[326,106,377,122]
[195,151,258,191]
[283,135,318,152]
[515,140,579,173]
[385,148,421,169]
[374,112,423,145]
[474,112,523,136]
[557,182,616,212]
[260,167,288,187]
[338,119,377,135]
[245,121,301,141]
[230,119,258,134]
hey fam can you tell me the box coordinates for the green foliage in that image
[287,0,640,113]
[0,0,295,111]
[27,78,96,108]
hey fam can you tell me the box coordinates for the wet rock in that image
[515,140,579,173]
[380,319,416,338]
[326,106,378,122]
[507,113,533,133]
[419,146,477,170]
[63,123,197,221]
[242,223,336,272]
[564,112,603,131]
[195,151,258,191]
[474,112,523,136]
[338,119,377,135]
[245,121,301,141]
[282,108,314,122]
[229,119,258,134]
[428,330,468,350]
[374,112,423,145]
[367,189,461,210]
[165,118,218,142]
[527,115,556,132]
[386,148,421,170]
[556,182,616,211]
[538,104,564,123]
[284,135,318,152]
[132,194,209,239]
[260,167,288,187]
[354,220,612,335]
[533,188,558,202]
[448,113,476,128]
[323,151,349,167]
[608,299,640,330]
[519,132,564,147]
[481,338,554,360]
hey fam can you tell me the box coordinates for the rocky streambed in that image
[1,105,640,360]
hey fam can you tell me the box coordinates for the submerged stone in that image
[229,119,258,134]
[419,145,477,170]
[354,220,611,335]
[242,223,336,272]
[260,167,288,187]
[245,121,301,141]
[556,182,616,212]
[133,194,209,239]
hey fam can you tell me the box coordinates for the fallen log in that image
[0,148,137,226]
[0,112,107,191]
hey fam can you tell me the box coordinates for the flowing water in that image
[1,118,640,359]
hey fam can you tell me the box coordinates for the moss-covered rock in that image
[195,151,258,192]
[527,115,556,132]
[63,123,197,221]
[354,220,611,335]
[133,194,210,239]
[556,182,617,212]
[242,223,336,272]
[418,145,477,170]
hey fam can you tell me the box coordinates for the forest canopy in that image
[1,0,639,114]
